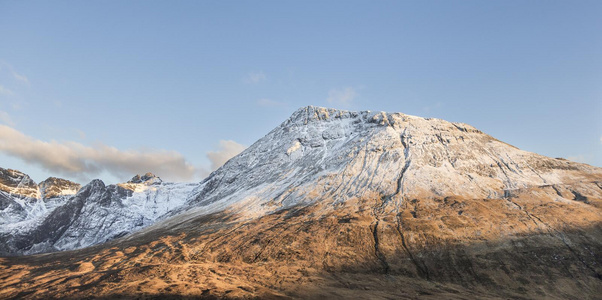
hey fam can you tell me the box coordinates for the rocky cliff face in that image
[1,106,601,299]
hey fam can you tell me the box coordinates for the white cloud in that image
[0,125,197,182]
[0,85,14,96]
[0,111,15,126]
[244,71,266,84]
[599,136,602,144]
[257,98,285,107]
[206,140,246,171]
[327,87,357,106]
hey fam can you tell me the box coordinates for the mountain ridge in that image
[0,168,195,255]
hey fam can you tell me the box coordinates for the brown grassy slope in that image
[1,181,602,299]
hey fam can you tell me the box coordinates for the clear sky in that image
[0,1,601,184]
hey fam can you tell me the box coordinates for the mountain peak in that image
[128,172,162,185]
[188,106,598,214]
[287,106,355,124]
[286,106,428,129]
[39,177,81,199]
[0,167,39,198]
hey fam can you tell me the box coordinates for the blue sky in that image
[0,1,601,184]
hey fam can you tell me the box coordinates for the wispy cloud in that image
[0,85,14,96]
[13,73,29,85]
[243,71,266,84]
[327,87,357,106]
[0,111,15,126]
[0,61,30,85]
[257,98,285,107]
[599,136,602,144]
[206,140,246,171]
[0,125,197,182]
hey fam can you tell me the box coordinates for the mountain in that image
[38,177,81,199]
[183,106,599,216]
[0,170,196,255]
[1,106,601,299]
[0,168,40,198]
[0,168,79,226]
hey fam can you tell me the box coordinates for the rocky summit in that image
[1,106,601,299]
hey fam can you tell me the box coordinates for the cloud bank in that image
[0,125,247,182]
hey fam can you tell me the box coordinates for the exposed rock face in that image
[0,106,601,299]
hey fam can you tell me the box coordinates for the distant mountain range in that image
[0,168,195,255]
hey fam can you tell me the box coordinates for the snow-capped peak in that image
[184,106,600,218]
